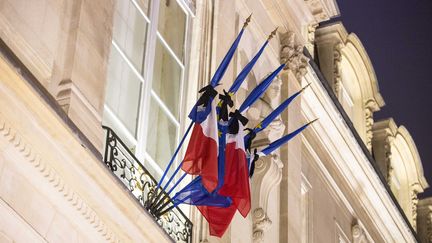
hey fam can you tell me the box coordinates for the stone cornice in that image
[301,64,417,242]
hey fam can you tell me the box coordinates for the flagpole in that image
[149,121,193,208]
[152,172,188,214]
[154,25,279,214]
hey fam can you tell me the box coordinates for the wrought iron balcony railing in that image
[102,126,192,243]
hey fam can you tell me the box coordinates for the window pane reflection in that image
[105,47,142,137]
[158,0,186,61]
[146,98,178,170]
[136,0,150,17]
[152,40,182,118]
[113,0,147,72]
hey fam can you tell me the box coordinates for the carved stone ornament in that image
[246,72,284,242]
[304,0,330,22]
[411,183,421,230]
[364,100,377,151]
[352,223,370,243]
[280,31,309,80]
[252,208,272,243]
[305,23,319,56]
[384,133,395,184]
[333,42,343,97]
[427,212,432,242]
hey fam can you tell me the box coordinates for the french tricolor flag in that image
[199,122,250,237]
[181,98,219,192]
[220,122,251,217]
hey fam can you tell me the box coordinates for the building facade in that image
[0,0,431,242]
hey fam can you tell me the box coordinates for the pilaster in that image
[417,198,432,243]
[279,30,306,243]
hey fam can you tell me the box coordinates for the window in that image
[103,0,191,181]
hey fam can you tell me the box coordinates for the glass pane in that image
[152,40,183,118]
[146,98,178,170]
[113,0,147,72]
[158,0,186,61]
[136,0,151,17]
[105,47,142,137]
[145,159,162,182]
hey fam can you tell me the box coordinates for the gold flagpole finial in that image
[268,27,279,40]
[242,13,253,29]
[307,118,319,126]
[300,83,312,92]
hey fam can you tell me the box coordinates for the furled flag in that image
[181,16,251,192]
[217,63,286,217]
[248,119,318,176]
[172,28,281,237]
[243,83,311,176]
[196,63,286,237]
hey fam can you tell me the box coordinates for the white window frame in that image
[105,0,193,182]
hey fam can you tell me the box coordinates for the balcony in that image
[102,126,193,242]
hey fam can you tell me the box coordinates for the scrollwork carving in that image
[304,0,329,22]
[280,31,309,81]
[252,208,272,243]
[411,183,421,230]
[305,23,319,56]
[384,133,395,184]
[427,212,432,242]
[333,42,343,97]
[352,222,370,243]
[364,100,377,151]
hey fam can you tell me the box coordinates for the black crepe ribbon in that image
[195,85,218,108]
[244,128,257,152]
[249,148,259,178]
[218,89,234,121]
[228,109,248,134]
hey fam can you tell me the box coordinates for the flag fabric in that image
[178,61,282,237]
[173,176,232,207]
[218,39,271,122]
[244,84,307,151]
[182,26,248,191]
[220,122,251,217]
[228,41,269,94]
[182,98,219,192]
[260,121,315,156]
[210,28,246,87]
[238,63,286,112]
[171,28,290,238]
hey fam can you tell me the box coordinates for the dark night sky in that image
[333,1,432,198]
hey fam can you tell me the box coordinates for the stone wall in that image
[0,0,114,151]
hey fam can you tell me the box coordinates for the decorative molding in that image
[55,79,73,112]
[303,66,416,241]
[333,42,343,97]
[252,207,272,243]
[0,115,120,242]
[280,31,309,81]
[303,0,339,23]
[352,220,371,243]
[364,99,377,151]
[427,212,432,242]
[410,183,421,231]
[305,23,319,56]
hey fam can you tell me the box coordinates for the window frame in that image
[104,0,193,182]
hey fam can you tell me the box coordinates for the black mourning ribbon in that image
[249,148,259,178]
[244,128,257,152]
[195,84,218,108]
[228,109,248,134]
[218,89,234,121]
